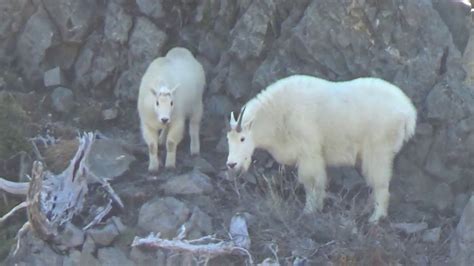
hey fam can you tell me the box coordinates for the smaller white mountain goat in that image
[226,75,416,223]
[138,47,205,173]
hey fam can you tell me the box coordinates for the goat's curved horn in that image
[236,106,246,132]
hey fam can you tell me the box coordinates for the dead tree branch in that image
[0,177,29,195]
[132,213,253,264]
[9,132,123,255]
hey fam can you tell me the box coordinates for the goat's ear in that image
[150,88,157,96]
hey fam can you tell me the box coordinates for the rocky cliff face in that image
[1,0,474,264]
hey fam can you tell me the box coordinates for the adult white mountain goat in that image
[138,47,205,173]
[226,75,416,223]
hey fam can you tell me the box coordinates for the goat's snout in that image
[227,162,237,169]
[161,118,169,124]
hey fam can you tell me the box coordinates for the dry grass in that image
[218,166,453,265]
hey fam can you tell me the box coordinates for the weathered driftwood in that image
[0,177,29,195]
[0,201,27,224]
[4,132,124,255]
[132,213,253,264]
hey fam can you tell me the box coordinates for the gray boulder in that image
[136,0,165,19]
[160,170,213,195]
[114,67,144,101]
[98,247,133,266]
[451,195,474,265]
[128,17,167,67]
[104,1,133,44]
[230,0,276,61]
[51,87,74,114]
[44,67,66,88]
[87,138,136,181]
[74,32,122,92]
[42,0,98,43]
[17,6,60,84]
[138,197,191,238]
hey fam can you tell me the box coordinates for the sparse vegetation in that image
[220,168,453,265]
[0,92,31,161]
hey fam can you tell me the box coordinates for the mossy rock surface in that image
[0,91,31,160]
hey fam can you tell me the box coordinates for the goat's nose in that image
[161,118,169,124]
[227,162,237,169]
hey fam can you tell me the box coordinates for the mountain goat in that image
[226,75,416,223]
[138,47,205,173]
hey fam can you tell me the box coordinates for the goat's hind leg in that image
[189,103,202,155]
[362,149,393,223]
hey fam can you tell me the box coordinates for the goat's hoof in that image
[165,163,176,169]
[368,213,386,224]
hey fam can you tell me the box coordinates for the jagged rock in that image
[431,183,454,212]
[136,0,165,19]
[422,227,441,243]
[138,197,191,238]
[205,94,234,117]
[230,0,276,60]
[114,67,143,101]
[0,0,33,53]
[98,247,133,266]
[226,61,253,100]
[463,20,474,86]
[63,250,82,266]
[432,0,472,53]
[79,236,101,266]
[129,246,166,265]
[185,206,213,239]
[4,230,65,266]
[44,67,66,88]
[199,31,226,63]
[87,222,121,246]
[46,43,81,70]
[55,222,85,249]
[160,170,213,195]
[102,107,119,121]
[193,157,217,175]
[455,193,471,217]
[87,138,136,181]
[42,0,98,43]
[128,17,167,67]
[451,195,474,265]
[104,1,133,44]
[51,87,74,114]
[74,32,122,92]
[17,6,60,83]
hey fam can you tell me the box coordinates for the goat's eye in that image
[240,137,245,142]
[156,101,159,106]
[170,101,173,106]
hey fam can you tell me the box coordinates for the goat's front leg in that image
[165,120,185,168]
[141,123,160,173]
[298,156,327,214]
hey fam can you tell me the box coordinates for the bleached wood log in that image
[0,177,28,195]
[0,201,27,223]
[132,213,253,264]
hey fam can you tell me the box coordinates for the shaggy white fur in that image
[227,75,416,223]
[138,47,205,172]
